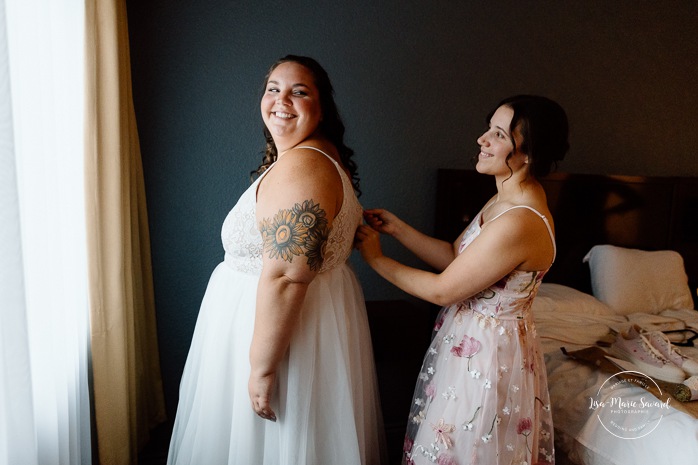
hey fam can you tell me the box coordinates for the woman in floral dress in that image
[355,95,569,465]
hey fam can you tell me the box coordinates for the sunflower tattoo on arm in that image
[259,199,330,271]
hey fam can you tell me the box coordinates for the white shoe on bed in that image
[609,324,686,383]
[644,330,698,377]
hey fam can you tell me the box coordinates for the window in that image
[0,1,91,463]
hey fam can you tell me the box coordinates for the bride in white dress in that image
[167,55,386,465]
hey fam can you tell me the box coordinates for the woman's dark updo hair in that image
[252,55,360,195]
[489,95,569,178]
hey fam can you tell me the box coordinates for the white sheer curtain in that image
[0,0,91,464]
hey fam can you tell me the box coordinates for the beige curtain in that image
[84,1,167,464]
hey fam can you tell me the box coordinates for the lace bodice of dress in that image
[220,150,362,275]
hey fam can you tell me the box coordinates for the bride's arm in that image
[249,150,341,421]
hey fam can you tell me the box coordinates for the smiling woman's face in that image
[260,62,323,152]
[476,105,526,175]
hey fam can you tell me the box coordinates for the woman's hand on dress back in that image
[249,372,277,422]
[363,209,401,236]
[354,224,384,265]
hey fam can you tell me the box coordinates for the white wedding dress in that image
[167,147,386,465]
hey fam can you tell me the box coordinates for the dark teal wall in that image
[126,0,698,416]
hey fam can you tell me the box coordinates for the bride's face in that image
[260,62,323,150]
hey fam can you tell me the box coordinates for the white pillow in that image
[583,244,694,315]
[533,283,614,316]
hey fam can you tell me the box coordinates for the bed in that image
[435,169,698,465]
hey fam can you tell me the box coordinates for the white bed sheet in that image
[533,284,698,465]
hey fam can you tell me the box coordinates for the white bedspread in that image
[533,284,698,465]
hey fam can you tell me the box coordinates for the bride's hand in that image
[249,371,277,422]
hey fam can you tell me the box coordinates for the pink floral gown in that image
[402,205,555,465]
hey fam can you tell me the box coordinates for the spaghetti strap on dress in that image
[484,204,556,262]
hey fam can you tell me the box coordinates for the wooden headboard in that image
[435,169,698,295]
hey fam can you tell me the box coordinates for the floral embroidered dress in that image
[403,204,556,465]
[167,147,385,465]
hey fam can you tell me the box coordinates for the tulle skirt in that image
[167,261,386,465]
[402,305,554,465]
